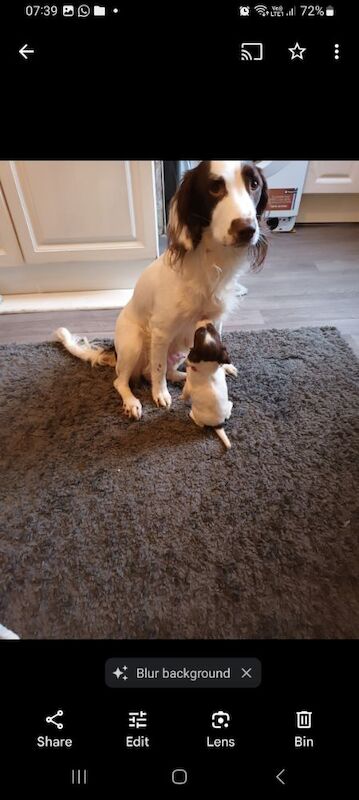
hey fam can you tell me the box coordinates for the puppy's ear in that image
[167,162,209,265]
[187,326,206,362]
[220,347,231,365]
[250,166,269,271]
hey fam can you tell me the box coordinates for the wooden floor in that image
[1,224,359,356]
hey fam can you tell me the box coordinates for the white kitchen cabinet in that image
[0,183,24,267]
[297,160,359,222]
[303,161,359,193]
[0,161,158,293]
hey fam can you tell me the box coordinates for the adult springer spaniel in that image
[56,160,268,419]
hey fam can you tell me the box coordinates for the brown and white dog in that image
[181,320,233,449]
[56,161,268,419]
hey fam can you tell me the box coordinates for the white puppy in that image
[181,320,233,449]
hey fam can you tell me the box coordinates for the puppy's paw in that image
[123,399,142,420]
[153,388,172,408]
[223,363,238,378]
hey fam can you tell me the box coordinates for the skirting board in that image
[0,289,133,314]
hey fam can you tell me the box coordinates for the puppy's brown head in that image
[188,322,231,365]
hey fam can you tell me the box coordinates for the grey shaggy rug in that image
[1,327,359,639]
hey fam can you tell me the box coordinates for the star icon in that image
[288,42,306,60]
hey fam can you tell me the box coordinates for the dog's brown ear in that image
[250,166,269,271]
[249,233,268,271]
[256,168,269,218]
[167,162,210,265]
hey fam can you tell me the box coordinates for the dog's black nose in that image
[229,218,256,245]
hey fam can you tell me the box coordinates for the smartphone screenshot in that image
[0,2,358,795]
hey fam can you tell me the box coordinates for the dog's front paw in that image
[153,387,172,408]
[223,363,238,378]
[123,399,142,420]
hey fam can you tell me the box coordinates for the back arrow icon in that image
[276,769,286,785]
[19,44,35,60]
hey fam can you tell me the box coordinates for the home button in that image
[172,768,188,785]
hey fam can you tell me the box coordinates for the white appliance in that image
[179,160,309,232]
[256,160,308,231]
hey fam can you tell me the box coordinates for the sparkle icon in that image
[288,42,307,60]
[113,665,128,679]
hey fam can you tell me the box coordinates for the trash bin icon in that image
[296,710,312,729]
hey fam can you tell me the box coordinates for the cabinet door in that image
[0,161,158,264]
[0,183,24,267]
[303,161,359,193]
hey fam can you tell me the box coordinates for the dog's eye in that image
[251,178,259,190]
[209,178,225,197]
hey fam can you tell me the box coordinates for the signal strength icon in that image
[254,4,268,15]
[286,6,296,15]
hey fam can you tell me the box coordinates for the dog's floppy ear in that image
[250,165,269,271]
[167,162,209,265]
[256,167,269,218]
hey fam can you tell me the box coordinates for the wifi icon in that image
[255,4,268,14]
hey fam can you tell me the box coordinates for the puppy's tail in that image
[54,327,116,367]
[215,426,231,450]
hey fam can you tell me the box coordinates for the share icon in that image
[45,709,64,730]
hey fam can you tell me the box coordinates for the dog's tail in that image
[54,327,117,367]
[215,426,231,450]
